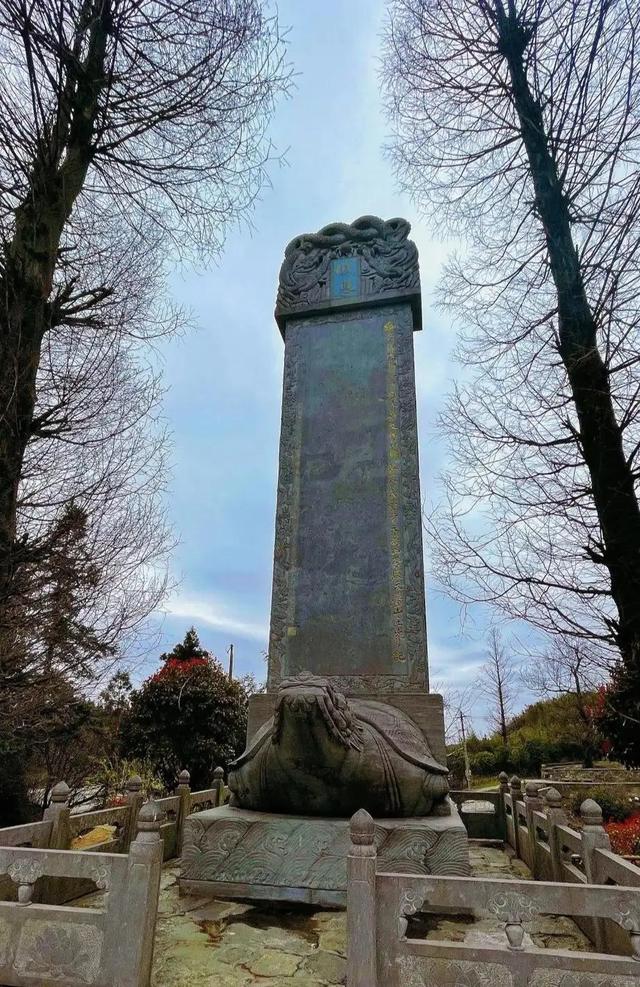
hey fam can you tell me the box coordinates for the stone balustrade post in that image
[347,809,377,987]
[110,801,165,987]
[123,775,144,852]
[544,787,567,883]
[175,769,191,855]
[498,772,510,841]
[580,799,611,952]
[509,776,522,857]
[43,781,71,850]
[40,781,71,903]
[524,781,544,876]
[213,766,225,807]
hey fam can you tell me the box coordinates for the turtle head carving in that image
[228,673,450,818]
[273,674,364,752]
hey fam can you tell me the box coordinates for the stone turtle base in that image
[179,803,469,907]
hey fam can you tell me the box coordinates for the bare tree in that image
[382,2,640,677]
[435,681,475,746]
[522,636,608,765]
[477,629,517,746]
[0,0,289,668]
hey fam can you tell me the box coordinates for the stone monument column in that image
[179,218,469,906]
[250,215,446,761]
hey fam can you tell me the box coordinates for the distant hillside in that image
[449,691,599,779]
[507,692,598,745]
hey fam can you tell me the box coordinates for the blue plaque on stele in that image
[330,256,360,299]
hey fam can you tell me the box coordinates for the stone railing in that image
[0,767,229,905]
[541,762,640,782]
[449,787,507,842]
[0,800,164,987]
[346,808,640,987]
[503,777,640,954]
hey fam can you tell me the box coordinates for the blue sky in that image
[138,0,520,734]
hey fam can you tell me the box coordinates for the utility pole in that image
[227,643,234,682]
[460,710,472,790]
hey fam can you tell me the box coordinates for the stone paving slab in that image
[73,843,592,985]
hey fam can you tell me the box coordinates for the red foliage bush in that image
[150,656,208,682]
[106,795,127,807]
[606,813,640,856]
[119,629,247,789]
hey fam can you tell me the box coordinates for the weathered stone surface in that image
[268,300,429,696]
[180,804,470,905]
[315,914,346,954]
[68,846,597,987]
[267,217,430,702]
[301,950,346,983]
[229,676,448,817]
[247,951,300,977]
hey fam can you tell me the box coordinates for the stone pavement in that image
[74,843,592,985]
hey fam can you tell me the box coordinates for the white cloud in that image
[163,594,268,642]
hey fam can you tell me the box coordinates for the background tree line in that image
[12,628,253,821]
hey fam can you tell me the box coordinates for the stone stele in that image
[180,217,469,906]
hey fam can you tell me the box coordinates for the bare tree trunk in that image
[0,0,108,659]
[497,677,508,748]
[495,0,640,671]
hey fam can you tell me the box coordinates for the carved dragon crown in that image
[274,215,422,335]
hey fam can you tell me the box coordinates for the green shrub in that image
[470,750,498,776]
[120,630,248,789]
[570,787,634,823]
[87,757,164,805]
[446,749,466,785]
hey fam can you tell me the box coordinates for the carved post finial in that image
[544,787,562,810]
[135,801,164,844]
[43,780,72,852]
[544,786,566,882]
[50,780,70,804]
[510,775,522,794]
[123,774,145,852]
[123,800,164,984]
[213,766,224,781]
[580,798,604,829]
[175,769,192,854]
[350,808,375,847]
[499,772,509,792]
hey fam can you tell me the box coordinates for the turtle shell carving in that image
[228,674,449,818]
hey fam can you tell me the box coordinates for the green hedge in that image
[450,737,589,779]
[569,787,634,823]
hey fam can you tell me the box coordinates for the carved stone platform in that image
[179,803,470,907]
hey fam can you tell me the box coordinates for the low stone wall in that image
[346,806,640,987]
[0,767,229,906]
[448,790,506,841]
[503,777,640,955]
[541,762,640,783]
[0,801,163,987]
